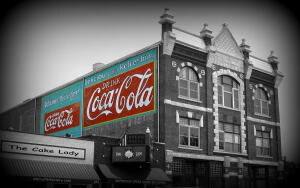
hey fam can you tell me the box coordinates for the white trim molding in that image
[164,99,213,113]
[212,69,247,154]
[247,116,280,126]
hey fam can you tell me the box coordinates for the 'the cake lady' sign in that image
[1,141,85,159]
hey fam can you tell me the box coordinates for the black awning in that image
[1,158,100,183]
[98,164,170,184]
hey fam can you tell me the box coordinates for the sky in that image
[0,0,299,162]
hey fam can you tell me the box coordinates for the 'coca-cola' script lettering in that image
[44,103,80,134]
[84,62,155,128]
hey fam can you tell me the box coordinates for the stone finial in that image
[240,38,251,59]
[200,23,213,35]
[159,8,176,24]
[268,50,278,62]
[200,23,213,46]
[240,38,251,51]
[268,50,280,71]
[222,23,228,28]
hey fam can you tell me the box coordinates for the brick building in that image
[0,9,284,188]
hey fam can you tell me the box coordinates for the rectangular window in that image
[218,85,223,105]
[254,99,261,114]
[256,129,271,156]
[178,75,200,101]
[179,117,200,148]
[179,80,188,97]
[262,101,269,115]
[233,89,239,109]
[218,122,241,153]
[224,92,233,108]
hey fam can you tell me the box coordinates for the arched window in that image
[218,75,239,109]
[254,88,269,116]
[179,67,200,100]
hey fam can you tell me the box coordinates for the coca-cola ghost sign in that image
[41,81,83,137]
[44,103,80,134]
[83,48,157,128]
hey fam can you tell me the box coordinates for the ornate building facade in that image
[0,9,284,188]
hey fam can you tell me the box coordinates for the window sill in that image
[254,113,271,118]
[178,96,202,103]
[178,146,203,151]
[213,150,248,156]
[218,106,240,112]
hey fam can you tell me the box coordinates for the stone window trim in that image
[176,61,204,102]
[252,84,272,117]
[254,125,273,157]
[217,75,240,110]
[176,110,203,149]
[212,69,247,155]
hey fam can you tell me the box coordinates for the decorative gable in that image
[207,24,244,73]
[212,24,243,59]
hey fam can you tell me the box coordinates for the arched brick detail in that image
[212,69,247,154]
[176,62,203,80]
[252,84,271,104]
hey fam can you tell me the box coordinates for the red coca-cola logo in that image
[44,103,80,134]
[84,62,155,128]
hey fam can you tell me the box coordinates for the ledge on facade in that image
[213,150,248,157]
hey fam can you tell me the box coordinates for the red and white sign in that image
[83,62,155,128]
[44,103,80,134]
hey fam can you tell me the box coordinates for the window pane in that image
[222,76,232,85]
[224,133,233,142]
[190,119,199,127]
[260,90,267,100]
[179,88,188,97]
[233,143,240,152]
[255,89,262,99]
[189,69,198,81]
[190,127,199,137]
[223,84,232,92]
[179,125,189,146]
[224,124,233,132]
[263,148,270,156]
[218,77,222,84]
[256,138,262,146]
[219,132,224,141]
[262,101,269,115]
[219,142,224,150]
[263,132,270,138]
[190,82,198,91]
[254,99,261,113]
[233,125,240,134]
[218,123,224,131]
[224,92,233,108]
[180,118,188,125]
[218,85,223,105]
[190,90,199,99]
[263,139,270,147]
[233,81,238,89]
[256,147,263,155]
[180,136,188,145]
[256,131,262,137]
[179,68,187,79]
[225,142,233,152]
[190,137,199,147]
[233,89,239,109]
[179,79,188,88]
[234,135,240,144]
